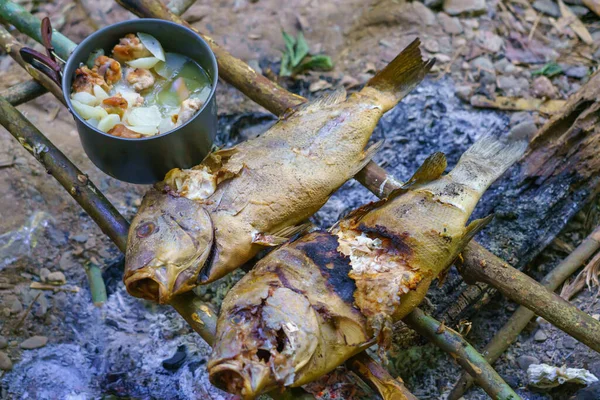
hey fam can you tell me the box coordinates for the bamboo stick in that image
[0,1,75,59]
[449,224,600,399]
[404,309,520,400]
[1,80,47,106]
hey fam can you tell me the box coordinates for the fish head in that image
[209,284,321,398]
[124,188,214,304]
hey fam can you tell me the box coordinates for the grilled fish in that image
[208,136,526,399]
[124,39,434,303]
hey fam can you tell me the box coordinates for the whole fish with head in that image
[208,136,527,399]
[124,39,434,303]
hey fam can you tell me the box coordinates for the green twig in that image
[1,80,47,107]
[166,0,197,16]
[449,224,600,399]
[404,309,521,400]
[0,1,76,59]
[85,262,108,306]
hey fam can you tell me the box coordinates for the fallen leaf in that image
[558,0,594,44]
[309,79,332,92]
[583,0,600,17]
[470,95,566,114]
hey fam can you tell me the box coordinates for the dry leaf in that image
[470,95,566,114]
[583,0,600,17]
[558,0,594,45]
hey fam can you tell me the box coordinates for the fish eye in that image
[136,222,157,238]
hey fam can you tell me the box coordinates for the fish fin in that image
[384,151,447,202]
[450,135,528,192]
[349,140,384,178]
[334,199,387,229]
[460,214,494,247]
[294,87,347,114]
[254,222,314,246]
[364,38,435,112]
[402,151,447,189]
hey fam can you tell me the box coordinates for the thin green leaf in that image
[532,62,563,78]
[282,30,296,59]
[291,32,310,67]
[294,55,334,74]
[280,52,292,77]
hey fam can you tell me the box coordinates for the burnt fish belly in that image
[124,39,435,303]
[208,136,526,399]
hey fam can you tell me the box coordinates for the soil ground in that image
[1,0,599,399]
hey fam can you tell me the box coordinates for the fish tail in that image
[364,38,435,112]
[450,135,528,194]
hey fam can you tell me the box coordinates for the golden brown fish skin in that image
[208,137,526,398]
[209,231,371,399]
[125,40,434,303]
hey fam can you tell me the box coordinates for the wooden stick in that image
[449,224,600,399]
[1,80,47,106]
[0,25,66,106]
[458,242,600,353]
[0,1,76,59]
[403,309,520,400]
[115,0,306,116]
[0,95,129,251]
[167,0,197,16]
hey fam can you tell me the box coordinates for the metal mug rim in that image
[61,18,219,143]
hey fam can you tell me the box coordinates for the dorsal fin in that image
[386,152,447,201]
[460,214,494,247]
[295,87,347,113]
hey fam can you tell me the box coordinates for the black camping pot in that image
[24,19,218,184]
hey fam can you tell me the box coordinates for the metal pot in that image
[24,19,218,184]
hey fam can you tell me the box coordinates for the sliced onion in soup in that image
[126,57,160,69]
[98,114,121,133]
[126,105,162,127]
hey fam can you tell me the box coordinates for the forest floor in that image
[0,0,599,399]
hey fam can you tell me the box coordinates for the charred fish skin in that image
[124,39,435,303]
[208,136,526,398]
[209,231,371,399]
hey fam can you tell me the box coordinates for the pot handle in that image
[19,17,63,87]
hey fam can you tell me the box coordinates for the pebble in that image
[562,336,578,350]
[476,31,504,53]
[517,355,540,370]
[0,336,7,349]
[437,12,463,34]
[0,351,12,371]
[531,76,557,98]
[472,55,494,71]
[162,345,187,371]
[533,0,561,17]
[46,271,67,285]
[509,121,537,140]
[423,39,440,53]
[497,75,529,96]
[455,85,473,101]
[443,0,486,15]
[71,234,88,243]
[534,329,548,342]
[6,295,23,315]
[39,267,51,282]
[20,335,48,349]
[565,66,589,79]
